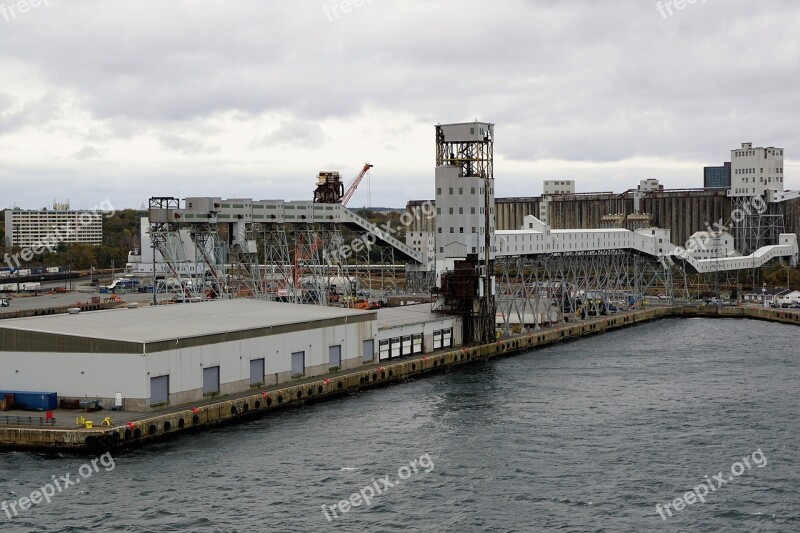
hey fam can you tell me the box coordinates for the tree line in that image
[0,209,144,271]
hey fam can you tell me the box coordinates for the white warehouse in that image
[0,300,378,411]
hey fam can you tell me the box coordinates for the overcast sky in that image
[1,0,798,210]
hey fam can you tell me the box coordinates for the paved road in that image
[1,290,155,313]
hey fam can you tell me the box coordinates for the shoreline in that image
[1,305,797,454]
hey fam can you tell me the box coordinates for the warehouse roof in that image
[0,300,375,354]
[376,304,453,329]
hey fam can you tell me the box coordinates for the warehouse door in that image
[329,345,341,369]
[433,330,443,350]
[442,328,452,348]
[390,338,401,358]
[203,366,220,395]
[363,339,374,362]
[412,333,423,354]
[150,376,169,405]
[401,336,412,356]
[291,351,305,377]
[379,340,390,361]
[250,358,265,386]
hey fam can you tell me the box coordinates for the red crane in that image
[340,163,373,207]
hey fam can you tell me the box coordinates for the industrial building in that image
[418,129,799,342]
[0,299,461,412]
[543,180,575,195]
[376,304,461,360]
[0,300,375,411]
[3,203,104,249]
[2,122,800,424]
[730,142,784,197]
[407,142,800,255]
[704,162,731,189]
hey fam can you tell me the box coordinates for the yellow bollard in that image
[84,420,93,429]
[76,416,86,427]
[101,417,112,426]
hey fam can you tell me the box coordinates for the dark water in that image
[1,318,798,532]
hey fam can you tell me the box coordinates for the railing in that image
[0,415,57,426]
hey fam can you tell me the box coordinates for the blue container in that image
[0,391,58,411]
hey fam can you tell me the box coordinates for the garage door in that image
[291,351,305,377]
[412,333,423,354]
[150,375,169,405]
[433,330,443,349]
[203,366,220,395]
[401,336,412,356]
[379,340,390,361]
[363,339,374,362]
[250,358,265,385]
[329,345,341,368]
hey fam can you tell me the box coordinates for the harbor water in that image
[1,318,798,532]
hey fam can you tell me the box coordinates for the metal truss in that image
[342,236,401,298]
[259,223,298,303]
[405,267,436,294]
[731,197,785,255]
[226,240,265,299]
[293,223,331,305]
[188,224,227,299]
[495,250,674,335]
[435,124,493,179]
[148,197,205,302]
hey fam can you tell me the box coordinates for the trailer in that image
[0,391,58,411]
[0,282,42,292]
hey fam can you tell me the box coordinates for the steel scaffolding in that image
[495,250,674,334]
[731,197,785,255]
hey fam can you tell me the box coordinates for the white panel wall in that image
[0,352,147,399]
[0,319,377,403]
[144,321,374,398]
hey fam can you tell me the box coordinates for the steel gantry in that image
[495,250,674,335]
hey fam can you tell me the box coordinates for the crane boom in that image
[340,163,373,207]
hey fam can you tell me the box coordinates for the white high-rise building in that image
[729,142,784,198]
[3,207,103,248]
[540,180,576,225]
[432,122,496,281]
[405,231,435,271]
[434,166,496,265]
[543,180,575,195]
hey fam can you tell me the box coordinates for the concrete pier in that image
[1,305,797,454]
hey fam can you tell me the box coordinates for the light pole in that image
[787,263,790,291]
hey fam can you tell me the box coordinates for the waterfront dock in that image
[1,304,797,454]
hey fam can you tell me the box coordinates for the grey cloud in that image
[251,119,326,149]
[159,133,220,156]
[72,145,104,160]
[0,0,798,207]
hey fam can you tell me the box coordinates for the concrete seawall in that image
[1,306,796,454]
